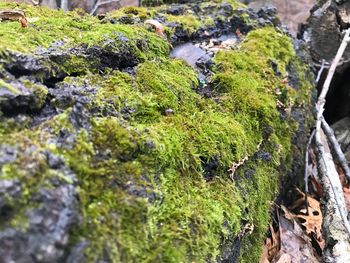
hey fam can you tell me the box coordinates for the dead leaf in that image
[286,189,325,250]
[235,28,242,37]
[279,212,320,263]
[20,17,28,27]
[145,19,164,37]
[0,9,28,27]
[259,224,280,263]
[281,77,289,84]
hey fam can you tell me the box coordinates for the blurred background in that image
[12,0,317,35]
[245,0,316,35]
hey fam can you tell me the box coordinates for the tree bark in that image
[303,0,350,65]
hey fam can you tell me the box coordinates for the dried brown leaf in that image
[259,224,280,263]
[0,9,28,27]
[285,189,325,250]
[279,214,320,263]
[145,19,164,37]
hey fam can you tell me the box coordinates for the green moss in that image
[241,27,295,75]
[22,80,48,110]
[165,14,201,33]
[64,25,308,261]
[0,2,169,64]
[0,3,312,263]
[136,59,199,112]
[111,6,155,20]
[0,79,19,94]
[211,27,312,262]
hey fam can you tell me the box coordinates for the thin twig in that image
[314,28,350,236]
[304,129,315,215]
[30,0,39,5]
[90,0,121,15]
[316,59,325,83]
[305,129,316,194]
[315,130,350,236]
[322,118,350,183]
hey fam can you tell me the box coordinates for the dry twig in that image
[30,0,39,5]
[313,28,350,249]
[304,129,315,215]
[322,117,350,183]
[90,0,121,15]
[316,59,325,83]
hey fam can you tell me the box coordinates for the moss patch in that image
[0,2,312,263]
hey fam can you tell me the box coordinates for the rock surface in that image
[0,1,314,262]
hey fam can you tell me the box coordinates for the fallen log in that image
[0,1,314,262]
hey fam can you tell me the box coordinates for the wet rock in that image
[0,182,79,263]
[124,176,161,202]
[0,144,79,263]
[202,156,220,181]
[45,151,65,169]
[66,241,89,263]
[3,52,51,79]
[170,42,209,67]
[49,79,97,110]
[0,179,21,221]
[0,78,48,114]
[255,151,272,161]
[0,145,17,166]
[166,5,185,15]
[218,3,235,17]
[31,104,58,127]
[257,5,280,26]
[230,13,254,34]
[69,103,91,130]
[218,236,241,263]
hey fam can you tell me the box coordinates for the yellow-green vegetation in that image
[0,1,169,58]
[0,79,19,94]
[0,2,313,263]
[108,0,242,38]
[141,0,244,9]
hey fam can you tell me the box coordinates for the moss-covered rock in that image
[0,1,313,262]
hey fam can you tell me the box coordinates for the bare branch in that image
[30,0,39,5]
[304,129,316,195]
[316,128,350,233]
[316,59,325,83]
[304,129,315,215]
[313,28,350,248]
[90,0,121,15]
[322,118,350,184]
